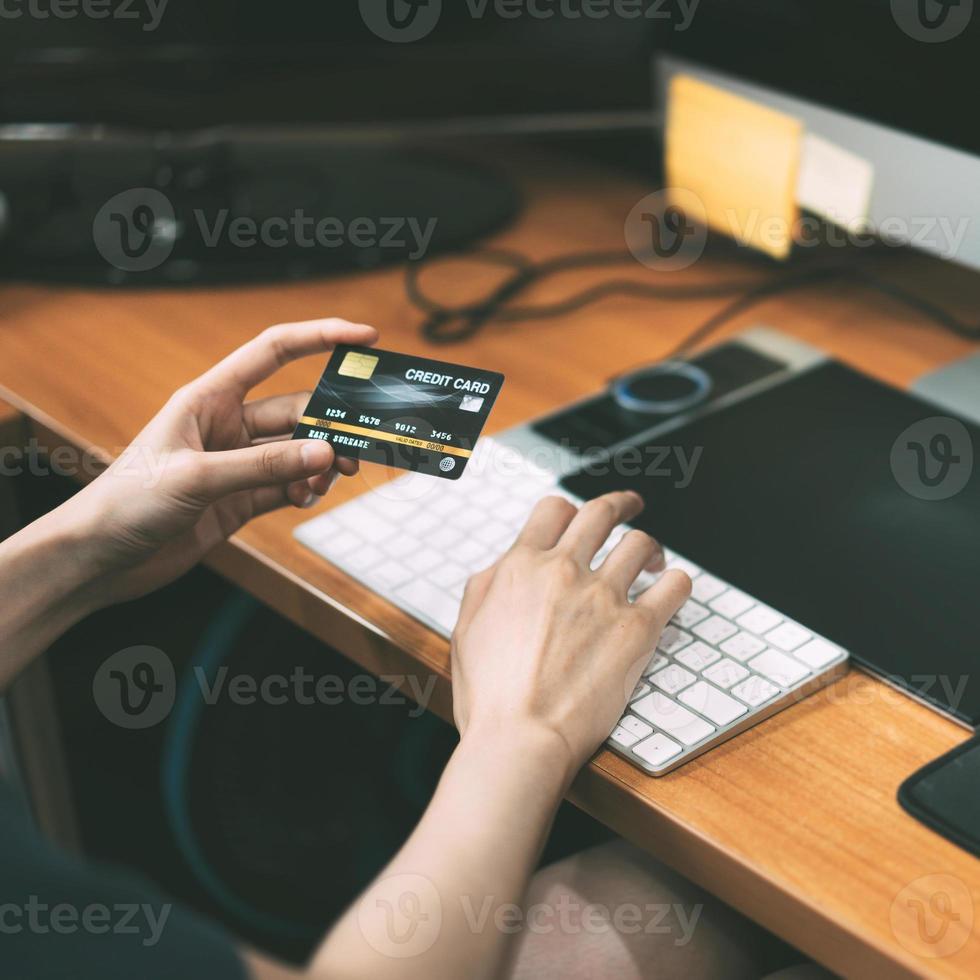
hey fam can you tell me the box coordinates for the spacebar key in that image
[395,579,462,634]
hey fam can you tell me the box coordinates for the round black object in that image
[0,139,521,286]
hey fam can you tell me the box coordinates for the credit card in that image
[294,345,505,479]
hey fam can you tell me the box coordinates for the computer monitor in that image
[0,4,656,284]
[653,0,980,270]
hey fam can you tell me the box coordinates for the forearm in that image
[0,500,105,689]
[310,723,573,980]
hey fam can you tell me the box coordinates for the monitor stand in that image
[0,133,521,286]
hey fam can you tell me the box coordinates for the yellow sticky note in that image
[665,74,803,260]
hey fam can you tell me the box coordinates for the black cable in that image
[406,246,980,353]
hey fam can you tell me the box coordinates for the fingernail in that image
[301,491,316,508]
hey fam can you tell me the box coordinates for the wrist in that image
[456,716,581,794]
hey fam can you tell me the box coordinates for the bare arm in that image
[0,320,687,980]
[251,495,690,980]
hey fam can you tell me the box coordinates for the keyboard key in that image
[719,631,768,662]
[675,641,721,672]
[664,553,701,578]
[429,525,464,550]
[672,601,710,629]
[319,529,362,558]
[427,561,467,589]
[450,581,466,599]
[411,511,441,535]
[632,692,715,746]
[709,589,755,619]
[764,622,813,652]
[620,715,653,739]
[702,658,750,690]
[630,680,651,702]
[633,733,682,767]
[344,544,384,573]
[679,681,747,726]
[749,649,810,687]
[495,497,531,523]
[657,626,693,655]
[475,520,513,546]
[736,605,782,636]
[407,549,442,574]
[455,539,491,567]
[385,535,421,559]
[610,725,642,748]
[430,494,463,517]
[395,579,461,632]
[793,637,843,669]
[372,560,414,589]
[649,664,696,695]
[642,653,669,676]
[451,507,487,530]
[692,615,739,645]
[691,574,726,603]
[731,675,781,707]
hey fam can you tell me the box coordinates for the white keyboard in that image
[295,437,849,775]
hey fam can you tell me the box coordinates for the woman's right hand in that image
[450,491,692,780]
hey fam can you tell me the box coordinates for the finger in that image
[333,456,359,477]
[513,495,578,550]
[243,391,311,439]
[249,484,294,517]
[198,439,335,498]
[199,319,379,395]
[306,468,341,497]
[636,568,692,626]
[559,491,644,563]
[600,529,664,593]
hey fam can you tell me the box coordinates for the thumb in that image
[198,439,335,498]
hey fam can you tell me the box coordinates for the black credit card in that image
[294,345,505,479]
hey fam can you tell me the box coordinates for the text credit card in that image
[294,345,505,479]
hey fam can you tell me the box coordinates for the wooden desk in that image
[0,155,977,978]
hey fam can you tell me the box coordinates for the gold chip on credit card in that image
[337,351,379,379]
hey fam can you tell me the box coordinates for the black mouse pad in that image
[561,360,980,723]
[899,736,980,859]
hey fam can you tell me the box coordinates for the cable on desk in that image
[405,246,980,354]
